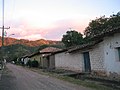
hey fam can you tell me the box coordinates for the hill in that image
[0,37,64,61]
[0,36,62,47]
[0,43,65,61]
[0,44,38,61]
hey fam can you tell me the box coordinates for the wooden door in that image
[83,52,91,72]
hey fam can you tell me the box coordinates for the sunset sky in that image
[0,0,120,40]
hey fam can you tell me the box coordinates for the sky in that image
[0,0,120,41]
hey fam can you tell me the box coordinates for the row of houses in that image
[21,27,120,78]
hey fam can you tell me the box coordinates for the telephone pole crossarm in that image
[0,27,10,29]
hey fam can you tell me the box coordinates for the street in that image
[0,63,91,90]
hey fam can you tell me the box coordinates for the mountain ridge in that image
[0,37,61,47]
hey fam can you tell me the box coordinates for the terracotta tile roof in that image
[67,40,103,53]
[28,52,50,58]
[27,47,61,58]
[40,47,61,53]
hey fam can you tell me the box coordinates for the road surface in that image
[0,63,91,90]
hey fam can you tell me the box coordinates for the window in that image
[118,47,120,61]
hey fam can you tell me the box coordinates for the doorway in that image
[83,52,91,72]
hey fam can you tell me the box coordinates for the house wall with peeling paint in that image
[104,33,120,77]
[55,51,84,72]
[89,42,106,75]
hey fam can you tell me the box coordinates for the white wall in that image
[89,42,105,72]
[55,43,105,73]
[55,33,120,76]
[55,51,84,72]
[104,33,120,75]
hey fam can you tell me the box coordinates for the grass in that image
[57,76,115,90]
[28,68,116,90]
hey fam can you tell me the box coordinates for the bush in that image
[31,60,39,67]
[26,60,32,68]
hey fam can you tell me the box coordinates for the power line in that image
[0,0,10,46]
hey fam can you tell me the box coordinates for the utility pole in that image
[0,0,10,46]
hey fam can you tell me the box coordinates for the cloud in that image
[18,34,45,40]
[43,19,89,40]
[4,18,89,41]
[5,20,47,40]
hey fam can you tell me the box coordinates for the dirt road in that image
[0,63,91,90]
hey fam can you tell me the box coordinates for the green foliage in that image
[38,44,65,51]
[49,44,65,49]
[62,30,84,47]
[31,60,39,67]
[84,16,108,37]
[0,44,39,61]
[26,60,32,67]
[26,59,39,68]
[38,44,50,51]
[0,43,64,62]
[84,11,120,38]
[107,11,120,28]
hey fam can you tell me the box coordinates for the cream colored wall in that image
[30,54,42,67]
[55,52,84,72]
[89,42,105,72]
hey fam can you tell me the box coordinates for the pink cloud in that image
[5,18,89,41]
[42,19,89,40]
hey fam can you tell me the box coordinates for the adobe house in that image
[54,46,90,72]
[28,47,61,69]
[47,49,68,70]
[42,53,55,69]
[54,27,120,78]
[28,52,50,68]
[70,27,120,77]
[39,47,61,69]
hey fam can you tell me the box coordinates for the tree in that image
[62,30,83,47]
[31,60,39,67]
[107,11,120,28]
[84,16,108,38]
[84,11,120,38]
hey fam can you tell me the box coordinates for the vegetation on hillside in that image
[0,43,64,61]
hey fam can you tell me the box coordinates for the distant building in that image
[28,47,61,69]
